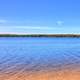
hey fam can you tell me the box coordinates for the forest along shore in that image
[0,34,80,37]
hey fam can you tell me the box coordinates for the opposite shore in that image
[0,34,80,37]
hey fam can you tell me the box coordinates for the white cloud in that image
[56,21,64,26]
[10,26,54,30]
[0,19,7,23]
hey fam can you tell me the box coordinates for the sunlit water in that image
[0,37,80,73]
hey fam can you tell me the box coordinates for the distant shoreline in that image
[0,34,80,37]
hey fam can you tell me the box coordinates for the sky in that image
[0,0,80,34]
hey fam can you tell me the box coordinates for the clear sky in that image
[0,0,80,34]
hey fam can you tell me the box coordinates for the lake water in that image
[0,37,80,73]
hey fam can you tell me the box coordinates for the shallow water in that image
[0,37,80,73]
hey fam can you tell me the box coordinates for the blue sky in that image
[0,0,80,34]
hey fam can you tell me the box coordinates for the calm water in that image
[0,37,80,73]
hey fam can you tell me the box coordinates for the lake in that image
[0,37,80,74]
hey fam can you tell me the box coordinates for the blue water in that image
[0,37,80,73]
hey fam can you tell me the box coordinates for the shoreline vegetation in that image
[0,34,80,37]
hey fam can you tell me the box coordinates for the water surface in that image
[0,37,80,73]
